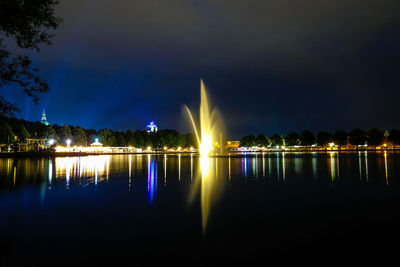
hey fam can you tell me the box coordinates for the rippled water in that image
[0,152,399,265]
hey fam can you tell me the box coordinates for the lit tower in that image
[40,109,49,125]
[146,121,158,133]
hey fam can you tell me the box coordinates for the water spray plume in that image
[185,79,218,157]
[186,79,224,231]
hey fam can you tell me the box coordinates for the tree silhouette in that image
[349,129,366,145]
[333,130,348,145]
[367,128,384,146]
[389,129,400,145]
[256,134,270,147]
[300,131,315,146]
[316,131,333,146]
[240,134,256,147]
[0,0,61,116]
[270,133,284,147]
[285,132,300,146]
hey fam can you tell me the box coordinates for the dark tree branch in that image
[0,0,61,116]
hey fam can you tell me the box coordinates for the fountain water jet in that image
[186,79,224,230]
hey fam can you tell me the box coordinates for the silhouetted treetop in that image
[0,0,62,50]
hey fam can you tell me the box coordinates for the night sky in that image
[4,0,400,138]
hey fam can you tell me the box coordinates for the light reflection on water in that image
[0,152,399,230]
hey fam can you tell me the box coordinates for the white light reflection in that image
[178,154,181,181]
[48,159,53,189]
[282,152,286,181]
[164,154,167,186]
[358,151,362,181]
[364,151,368,182]
[55,156,110,188]
[128,155,132,190]
[262,153,265,178]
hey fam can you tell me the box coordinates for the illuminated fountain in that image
[186,80,224,230]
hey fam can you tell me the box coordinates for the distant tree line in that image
[240,129,400,147]
[0,116,198,149]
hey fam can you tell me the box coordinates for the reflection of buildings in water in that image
[282,152,286,181]
[262,153,265,178]
[147,155,157,203]
[13,165,16,188]
[55,156,110,187]
[312,153,317,179]
[178,154,181,181]
[294,157,302,176]
[364,151,368,182]
[135,154,143,175]
[242,156,248,178]
[253,154,257,178]
[164,154,167,186]
[128,155,132,190]
[268,157,271,177]
[328,152,338,182]
[276,153,280,181]
[48,159,53,189]
[384,151,389,185]
[228,156,231,181]
[358,152,362,181]
[337,153,340,178]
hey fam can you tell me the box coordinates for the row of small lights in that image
[49,138,100,146]
[48,139,193,151]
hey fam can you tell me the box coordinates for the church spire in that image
[41,109,49,125]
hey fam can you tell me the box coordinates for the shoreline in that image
[1,148,399,158]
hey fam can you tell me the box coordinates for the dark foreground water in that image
[0,152,399,266]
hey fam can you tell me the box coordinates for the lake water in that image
[0,152,399,266]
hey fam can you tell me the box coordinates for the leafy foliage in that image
[285,132,300,146]
[367,128,384,146]
[300,131,315,146]
[333,130,348,145]
[0,0,62,116]
[316,131,333,146]
[349,129,366,145]
[270,133,284,147]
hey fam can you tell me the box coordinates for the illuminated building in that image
[146,121,158,133]
[40,109,49,125]
[90,138,103,147]
[225,140,240,150]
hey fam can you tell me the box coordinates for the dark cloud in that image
[5,0,400,137]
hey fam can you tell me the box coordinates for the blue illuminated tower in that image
[146,121,158,133]
[40,109,49,126]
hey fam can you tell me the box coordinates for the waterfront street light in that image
[49,139,55,145]
[66,139,71,147]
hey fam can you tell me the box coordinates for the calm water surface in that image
[1,152,400,265]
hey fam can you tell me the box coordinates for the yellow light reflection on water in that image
[329,152,337,182]
[384,151,389,185]
[55,156,110,186]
